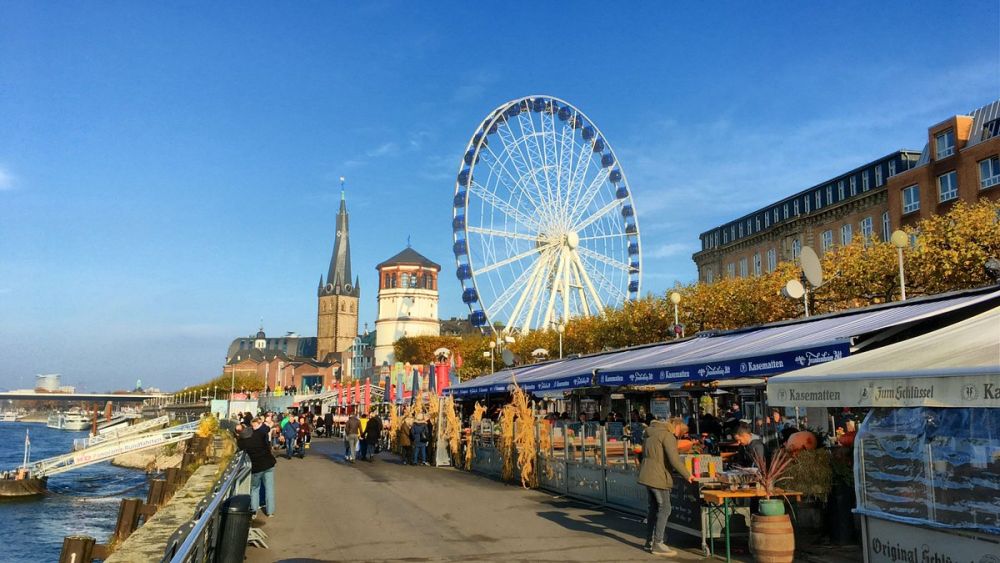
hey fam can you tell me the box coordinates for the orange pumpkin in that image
[785,431,818,453]
[837,431,856,447]
[677,439,695,453]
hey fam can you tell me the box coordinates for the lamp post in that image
[213,385,217,400]
[488,340,496,373]
[229,365,236,399]
[669,291,683,338]
[557,323,565,359]
[891,230,908,301]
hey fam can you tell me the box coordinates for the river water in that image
[0,421,149,562]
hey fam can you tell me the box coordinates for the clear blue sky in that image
[1,2,997,392]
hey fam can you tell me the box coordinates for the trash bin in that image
[215,494,252,563]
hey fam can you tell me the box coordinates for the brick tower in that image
[317,187,360,361]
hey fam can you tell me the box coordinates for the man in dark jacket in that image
[237,418,276,516]
[734,422,766,468]
[638,417,694,557]
[280,414,299,459]
[410,415,430,466]
[363,412,383,462]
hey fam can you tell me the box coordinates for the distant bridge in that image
[0,392,169,403]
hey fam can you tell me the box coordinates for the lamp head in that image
[669,291,681,305]
[890,230,908,249]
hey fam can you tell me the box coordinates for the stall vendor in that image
[732,422,766,468]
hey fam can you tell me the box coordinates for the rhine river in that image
[0,422,149,562]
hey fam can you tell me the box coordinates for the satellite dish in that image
[501,349,515,367]
[433,347,451,358]
[800,246,823,287]
[784,279,805,299]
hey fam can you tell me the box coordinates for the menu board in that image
[651,399,671,420]
[668,479,702,532]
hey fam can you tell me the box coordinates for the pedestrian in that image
[733,422,766,468]
[398,416,413,465]
[364,411,383,462]
[638,416,694,557]
[411,415,430,466]
[344,411,360,462]
[237,418,276,517]
[281,413,298,459]
[295,415,311,458]
[358,411,370,461]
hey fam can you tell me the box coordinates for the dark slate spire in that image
[320,181,359,297]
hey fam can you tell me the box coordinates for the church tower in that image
[317,186,360,361]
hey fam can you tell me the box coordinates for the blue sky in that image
[1,2,997,391]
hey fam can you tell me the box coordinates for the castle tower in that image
[317,187,360,361]
[374,246,441,367]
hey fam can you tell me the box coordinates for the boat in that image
[0,430,47,498]
[46,409,91,431]
[0,412,24,422]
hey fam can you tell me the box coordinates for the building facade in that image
[373,247,441,367]
[886,100,1000,229]
[693,151,921,281]
[316,191,360,361]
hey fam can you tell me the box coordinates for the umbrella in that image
[449,362,459,388]
[382,375,390,404]
[354,380,361,406]
[410,368,419,403]
[363,379,371,412]
[429,363,437,394]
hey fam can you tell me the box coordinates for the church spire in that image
[322,178,358,297]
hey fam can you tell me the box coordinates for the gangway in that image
[33,420,201,478]
[73,415,170,451]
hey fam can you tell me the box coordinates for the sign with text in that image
[768,370,1000,408]
[864,516,1000,563]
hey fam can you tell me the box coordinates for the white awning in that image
[766,307,1000,408]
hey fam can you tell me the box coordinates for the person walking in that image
[281,413,299,459]
[364,411,383,462]
[410,415,430,466]
[397,416,413,465]
[638,416,694,557]
[358,411,370,461]
[295,415,311,458]
[237,418,276,517]
[344,411,360,462]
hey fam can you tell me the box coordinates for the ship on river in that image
[46,409,90,431]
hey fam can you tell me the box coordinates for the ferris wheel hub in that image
[564,231,579,250]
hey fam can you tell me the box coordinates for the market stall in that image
[767,306,1000,562]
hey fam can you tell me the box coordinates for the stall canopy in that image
[448,287,999,398]
[767,306,1000,408]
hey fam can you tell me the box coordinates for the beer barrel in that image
[750,513,794,563]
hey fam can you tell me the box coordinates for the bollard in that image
[114,498,144,542]
[58,535,95,563]
[147,478,167,506]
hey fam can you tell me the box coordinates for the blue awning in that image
[448,287,1000,398]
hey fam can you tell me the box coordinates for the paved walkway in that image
[246,437,710,562]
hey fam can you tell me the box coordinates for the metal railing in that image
[160,451,251,562]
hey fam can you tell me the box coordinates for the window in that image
[783,204,789,220]
[773,208,779,223]
[862,170,870,191]
[935,129,955,159]
[738,223,743,238]
[384,274,390,288]
[841,223,853,245]
[804,196,810,213]
[875,165,883,186]
[838,180,845,200]
[753,253,762,276]
[723,231,728,244]
[400,273,410,288]
[815,191,822,209]
[793,200,800,215]
[850,176,857,196]
[705,269,714,283]
[983,118,1000,141]
[755,216,761,232]
[821,230,834,252]
[889,160,896,176]
[727,263,736,278]
[861,217,874,244]
[980,156,1000,189]
[764,213,770,228]
[902,185,920,214]
[767,248,777,272]
[882,211,891,242]
[826,185,833,204]
[938,171,958,202]
[739,257,748,277]
[792,239,801,260]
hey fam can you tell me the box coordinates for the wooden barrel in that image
[750,513,795,563]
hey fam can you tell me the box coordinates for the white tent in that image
[767,306,1000,408]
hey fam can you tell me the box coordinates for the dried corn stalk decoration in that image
[499,403,517,482]
[412,391,426,419]
[465,402,486,470]
[510,385,538,488]
[537,419,554,480]
[389,404,402,454]
[443,395,462,463]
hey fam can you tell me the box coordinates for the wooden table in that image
[700,489,803,562]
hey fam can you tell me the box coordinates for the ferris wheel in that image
[452,95,642,334]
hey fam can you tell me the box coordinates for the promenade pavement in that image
[245,437,711,562]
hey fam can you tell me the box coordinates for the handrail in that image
[161,451,251,562]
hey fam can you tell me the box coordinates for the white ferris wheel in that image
[452,95,642,335]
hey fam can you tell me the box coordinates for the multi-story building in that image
[693,151,921,281]
[373,246,441,367]
[887,100,1000,228]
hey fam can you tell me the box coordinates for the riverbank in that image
[111,444,184,472]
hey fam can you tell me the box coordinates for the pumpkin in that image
[785,431,818,453]
[837,431,856,447]
[677,439,695,453]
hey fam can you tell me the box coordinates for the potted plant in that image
[782,447,832,540]
[827,445,858,545]
[749,447,796,563]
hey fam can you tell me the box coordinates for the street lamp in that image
[557,323,565,359]
[891,230,909,301]
[213,385,217,400]
[488,340,496,373]
[669,291,683,338]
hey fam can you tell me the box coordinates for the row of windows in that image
[321,301,356,313]
[702,158,902,250]
[383,272,437,290]
[712,212,890,281]
[901,156,998,215]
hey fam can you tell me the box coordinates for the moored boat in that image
[46,409,90,431]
